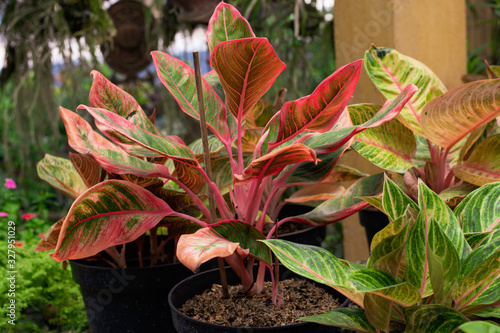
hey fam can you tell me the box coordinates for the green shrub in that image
[0,242,88,332]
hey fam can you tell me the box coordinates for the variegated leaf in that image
[270,60,362,149]
[381,176,419,221]
[453,240,500,309]
[263,239,364,306]
[245,99,277,129]
[172,160,205,194]
[34,218,63,252]
[88,70,158,134]
[453,134,500,186]
[406,212,432,297]
[189,135,225,155]
[439,182,478,209]
[206,2,255,53]
[301,308,375,332]
[69,153,100,188]
[151,51,230,142]
[37,154,88,199]
[421,79,500,149]
[458,321,500,333]
[290,174,384,225]
[364,46,447,135]
[211,38,285,121]
[82,105,199,167]
[349,104,416,173]
[177,220,271,272]
[59,107,171,178]
[427,219,460,306]
[350,269,421,307]
[363,294,393,332]
[234,143,317,183]
[51,180,187,261]
[404,305,468,333]
[454,182,500,234]
[417,180,466,257]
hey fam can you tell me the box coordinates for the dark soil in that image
[180,278,340,327]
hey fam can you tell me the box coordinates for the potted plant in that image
[343,46,500,245]
[265,176,500,332]
[35,3,418,331]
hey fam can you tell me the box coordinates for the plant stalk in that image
[193,51,229,299]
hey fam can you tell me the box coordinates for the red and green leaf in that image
[51,180,190,261]
[364,46,447,135]
[270,60,363,149]
[211,38,286,120]
[81,105,199,167]
[349,104,417,173]
[177,220,271,272]
[289,174,384,226]
[235,143,317,183]
[59,107,171,178]
[206,2,255,53]
[404,305,468,333]
[453,134,500,186]
[263,239,363,306]
[34,218,63,252]
[89,70,157,134]
[151,51,230,143]
[421,79,500,149]
[37,154,88,199]
[69,153,100,188]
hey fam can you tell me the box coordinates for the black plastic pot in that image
[70,259,192,333]
[169,265,345,333]
[358,209,390,248]
[70,237,195,333]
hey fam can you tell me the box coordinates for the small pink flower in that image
[15,241,23,247]
[22,212,36,220]
[4,178,17,189]
[0,212,9,217]
[39,233,45,239]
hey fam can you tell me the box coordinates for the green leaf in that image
[453,240,500,309]
[349,103,417,173]
[465,307,500,320]
[454,135,500,186]
[363,293,393,331]
[51,180,183,262]
[457,321,500,333]
[349,269,421,307]
[206,2,255,53]
[406,211,432,296]
[382,175,419,221]
[37,154,88,200]
[454,182,500,234]
[421,79,500,149]
[418,180,466,257]
[427,219,460,306]
[404,305,468,333]
[364,46,447,135]
[439,182,478,209]
[263,239,363,306]
[301,308,375,332]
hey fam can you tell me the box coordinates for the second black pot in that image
[169,265,345,333]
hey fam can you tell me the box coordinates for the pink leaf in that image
[211,38,286,121]
[269,60,363,150]
[206,2,256,53]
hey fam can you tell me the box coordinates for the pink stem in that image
[224,252,255,294]
[435,147,450,193]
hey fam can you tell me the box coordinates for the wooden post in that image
[334,0,468,261]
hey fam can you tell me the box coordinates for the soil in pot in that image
[181,278,339,327]
[170,265,346,332]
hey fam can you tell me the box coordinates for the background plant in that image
[265,178,500,332]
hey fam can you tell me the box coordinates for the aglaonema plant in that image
[350,45,500,207]
[35,3,416,297]
[264,177,500,332]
